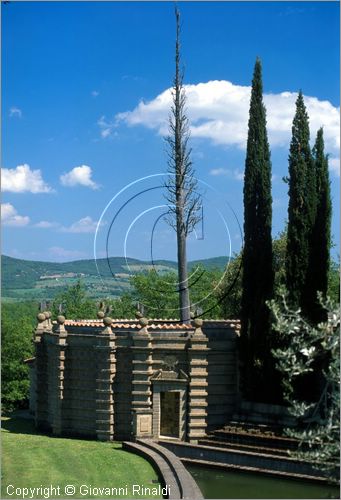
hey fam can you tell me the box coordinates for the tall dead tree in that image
[164,8,201,323]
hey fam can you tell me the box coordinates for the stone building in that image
[28,312,240,443]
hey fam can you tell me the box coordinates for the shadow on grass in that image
[1,415,124,446]
[1,415,39,436]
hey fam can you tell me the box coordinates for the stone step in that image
[199,438,291,457]
[208,431,298,451]
[181,458,326,483]
[227,419,286,434]
[208,421,299,450]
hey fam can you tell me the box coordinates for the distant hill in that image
[1,255,228,301]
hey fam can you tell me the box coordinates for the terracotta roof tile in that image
[60,318,240,330]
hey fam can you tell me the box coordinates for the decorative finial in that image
[39,301,46,312]
[36,311,47,335]
[193,317,203,329]
[97,301,112,320]
[103,316,112,327]
[37,312,46,323]
[135,301,145,316]
[44,311,53,331]
[135,310,143,319]
[57,315,66,325]
[54,314,67,335]
[105,304,112,316]
[139,317,148,328]
[101,316,113,334]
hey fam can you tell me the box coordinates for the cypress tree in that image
[303,128,332,401]
[286,91,316,314]
[241,58,274,401]
[307,128,332,322]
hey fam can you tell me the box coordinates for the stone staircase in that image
[159,421,326,482]
[203,420,300,452]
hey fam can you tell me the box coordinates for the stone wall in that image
[61,333,98,437]
[204,322,239,429]
[31,315,239,442]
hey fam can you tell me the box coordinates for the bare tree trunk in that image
[177,214,191,323]
[165,7,201,324]
[175,11,190,323]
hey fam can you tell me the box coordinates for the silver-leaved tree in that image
[269,292,340,484]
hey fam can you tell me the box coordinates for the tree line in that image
[234,57,338,482]
[240,58,334,403]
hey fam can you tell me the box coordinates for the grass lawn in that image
[1,416,162,499]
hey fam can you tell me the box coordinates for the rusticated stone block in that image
[30,319,239,441]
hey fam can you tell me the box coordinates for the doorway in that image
[160,391,180,438]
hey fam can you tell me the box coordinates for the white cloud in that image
[209,167,244,181]
[34,220,60,229]
[233,169,244,181]
[9,107,22,118]
[91,90,99,97]
[97,115,117,139]
[60,216,99,233]
[116,80,340,168]
[48,246,86,261]
[1,203,30,226]
[210,168,229,176]
[2,164,53,193]
[266,92,340,152]
[60,165,99,189]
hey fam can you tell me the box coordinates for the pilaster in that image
[187,318,209,443]
[51,315,68,435]
[95,316,116,441]
[131,317,153,439]
[34,312,49,429]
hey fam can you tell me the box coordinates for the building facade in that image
[29,313,240,443]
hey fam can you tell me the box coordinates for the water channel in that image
[187,465,340,499]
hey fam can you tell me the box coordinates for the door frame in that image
[152,380,187,440]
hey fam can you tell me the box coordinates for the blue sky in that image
[2,1,340,263]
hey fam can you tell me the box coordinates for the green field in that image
[1,416,162,499]
[2,254,228,301]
